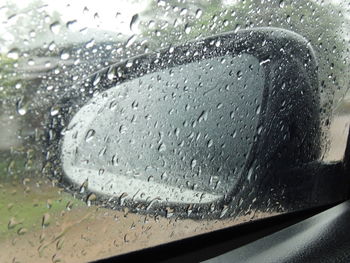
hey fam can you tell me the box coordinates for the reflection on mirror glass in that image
[62,54,264,206]
[0,0,349,262]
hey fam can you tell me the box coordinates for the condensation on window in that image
[0,0,349,262]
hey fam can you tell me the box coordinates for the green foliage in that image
[0,54,21,98]
[0,182,84,239]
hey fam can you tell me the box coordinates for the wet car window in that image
[61,54,264,205]
[0,0,349,262]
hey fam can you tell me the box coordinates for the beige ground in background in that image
[0,181,272,263]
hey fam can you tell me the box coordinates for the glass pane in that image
[61,54,264,205]
[0,0,349,262]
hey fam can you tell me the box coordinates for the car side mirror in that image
[45,27,349,219]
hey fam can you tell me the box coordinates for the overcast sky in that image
[0,0,348,52]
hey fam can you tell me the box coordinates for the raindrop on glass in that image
[60,51,70,60]
[85,129,95,142]
[7,48,20,59]
[130,14,139,31]
[50,21,61,34]
[196,9,203,19]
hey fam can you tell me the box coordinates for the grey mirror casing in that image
[45,27,349,219]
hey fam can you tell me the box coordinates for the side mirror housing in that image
[45,28,346,219]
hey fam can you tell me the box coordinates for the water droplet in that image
[130,14,139,31]
[119,124,127,134]
[48,42,56,51]
[157,0,166,7]
[279,0,285,8]
[17,227,27,235]
[184,23,191,34]
[7,48,20,59]
[148,175,154,182]
[50,106,59,116]
[257,125,263,134]
[27,59,35,66]
[16,99,26,116]
[80,179,88,193]
[8,217,18,229]
[60,51,70,60]
[191,159,197,169]
[17,107,27,116]
[66,20,78,30]
[180,8,188,16]
[47,199,52,209]
[186,205,193,216]
[161,172,168,180]
[247,165,254,182]
[107,67,116,80]
[198,110,208,123]
[15,83,22,89]
[126,35,137,48]
[42,213,50,228]
[52,254,62,263]
[231,130,237,138]
[124,234,129,243]
[220,205,229,218]
[93,73,101,86]
[195,9,202,19]
[86,193,96,206]
[256,105,261,115]
[158,143,166,152]
[50,21,61,34]
[286,15,291,23]
[234,24,241,33]
[85,129,95,142]
[56,238,64,250]
[85,39,95,48]
[66,201,73,210]
[165,207,174,218]
[131,100,139,109]
[148,20,155,29]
